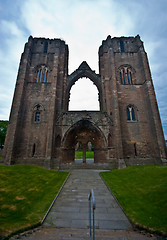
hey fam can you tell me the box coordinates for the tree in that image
[0,120,8,148]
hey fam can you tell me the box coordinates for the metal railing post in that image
[88,189,96,240]
[89,196,91,237]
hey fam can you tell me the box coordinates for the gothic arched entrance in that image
[64,61,103,111]
[62,119,107,164]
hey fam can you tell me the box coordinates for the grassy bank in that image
[0,164,68,238]
[100,165,167,235]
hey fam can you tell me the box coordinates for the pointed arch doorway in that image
[62,119,107,165]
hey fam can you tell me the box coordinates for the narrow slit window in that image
[120,40,125,52]
[32,143,36,156]
[44,41,48,53]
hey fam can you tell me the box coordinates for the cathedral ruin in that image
[3,35,166,169]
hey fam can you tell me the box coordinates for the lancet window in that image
[36,66,49,83]
[33,104,43,123]
[127,105,136,121]
[119,66,134,85]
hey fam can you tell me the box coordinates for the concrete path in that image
[10,170,158,240]
[44,170,130,230]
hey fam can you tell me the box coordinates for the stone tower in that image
[3,35,166,169]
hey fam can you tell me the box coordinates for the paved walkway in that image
[10,170,158,239]
[44,170,130,230]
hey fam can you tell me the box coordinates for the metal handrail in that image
[88,189,96,240]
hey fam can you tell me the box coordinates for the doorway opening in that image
[75,141,94,164]
[62,119,107,164]
[75,142,94,164]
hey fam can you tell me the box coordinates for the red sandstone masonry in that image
[3,35,166,168]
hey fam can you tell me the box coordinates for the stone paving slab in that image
[43,170,131,230]
[10,227,158,240]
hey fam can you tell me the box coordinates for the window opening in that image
[32,143,36,156]
[108,133,112,147]
[43,69,46,83]
[86,142,94,164]
[46,71,49,82]
[35,112,40,122]
[44,41,48,53]
[75,141,94,164]
[130,72,133,85]
[36,71,39,83]
[120,71,123,84]
[120,40,125,52]
[69,78,100,111]
[39,69,42,83]
[127,69,130,84]
[75,142,83,164]
[134,143,137,156]
[123,70,126,84]
[127,106,135,121]
[120,67,134,85]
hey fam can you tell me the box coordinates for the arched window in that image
[119,66,135,85]
[36,66,49,83]
[127,106,135,121]
[68,78,100,111]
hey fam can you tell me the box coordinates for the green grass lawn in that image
[100,165,167,235]
[75,151,94,159]
[0,164,68,238]
[75,151,83,159]
[86,151,94,158]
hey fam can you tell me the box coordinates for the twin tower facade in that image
[3,35,166,169]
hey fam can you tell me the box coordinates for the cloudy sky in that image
[0,0,167,139]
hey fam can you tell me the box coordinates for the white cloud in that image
[20,0,135,72]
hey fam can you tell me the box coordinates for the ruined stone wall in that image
[99,35,166,164]
[4,36,68,167]
[3,35,166,169]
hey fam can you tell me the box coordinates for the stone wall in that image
[3,35,166,169]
